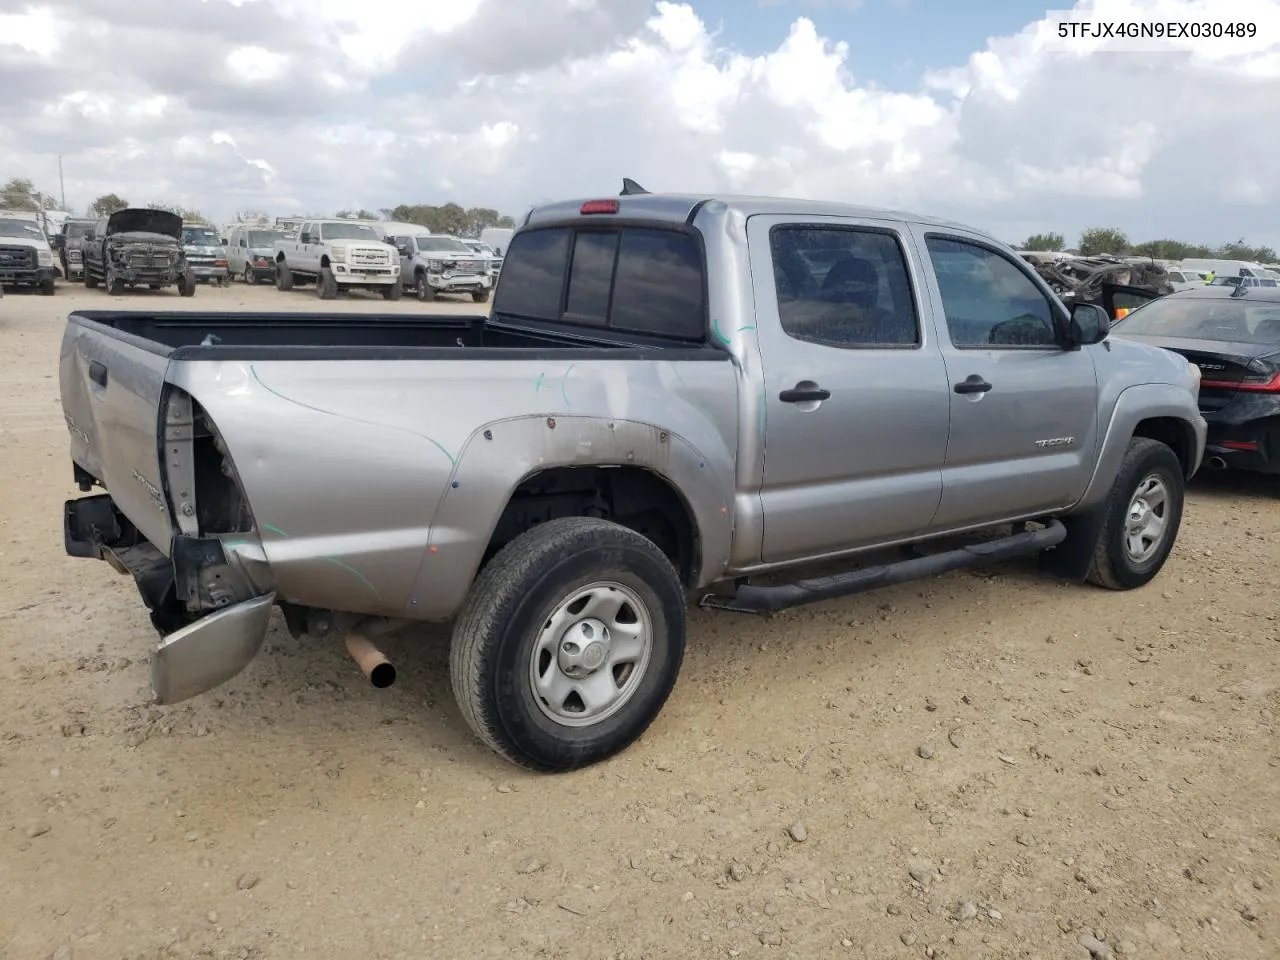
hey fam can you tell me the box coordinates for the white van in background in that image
[478,227,514,258]
[1179,258,1269,279]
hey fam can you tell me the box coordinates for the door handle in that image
[779,384,831,403]
[953,375,991,395]
[89,360,108,388]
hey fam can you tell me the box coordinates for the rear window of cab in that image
[492,225,707,341]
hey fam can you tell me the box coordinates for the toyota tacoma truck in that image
[58,184,1206,773]
[83,208,196,296]
[273,219,401,299]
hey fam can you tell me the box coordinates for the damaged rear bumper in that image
[64,492,275,704]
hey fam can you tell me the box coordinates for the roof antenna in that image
[620,178,650,196]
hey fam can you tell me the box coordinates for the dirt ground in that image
[1,279,1277,960]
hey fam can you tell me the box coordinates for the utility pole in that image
[58,155,66,210]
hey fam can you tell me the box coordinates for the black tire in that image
[244,266,256,286]
[1086,437,1184,590]
[317,265,338,300]
[382,282,402,301]
[106,264,125,295]
[178,273,196,297]
[471,288,491,303]
[414,272,435,301]
[276,261,293,291]
[450,517,686,772]
[40,278,55,296]
[84,268,99,289]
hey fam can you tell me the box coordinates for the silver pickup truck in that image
[59,185,1207,772]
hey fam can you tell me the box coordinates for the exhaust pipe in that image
[345,632,396,688]
[1207,456,1227,470]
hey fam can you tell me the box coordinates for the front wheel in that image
[471,288,491,303]
[178,272,196,297]
[317,265,338,299]
[40,278,55,296]
[275,261,293,291]
[382,282,402,301]
[450,517,686,772]
[244,266,256,285]
[1086,437,1184,589]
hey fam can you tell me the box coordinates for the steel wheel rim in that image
[1124,472,1170,564]
[528,580,653,728]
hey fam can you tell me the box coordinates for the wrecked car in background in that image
[1020,252,1174,319]
[82,208,196,297]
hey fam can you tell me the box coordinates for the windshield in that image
[248,230,283,247]
[320,222,379,241]
[182,226,220,245]
[1115,296,1280,344]
[0,217,45,240]
[65,222,93,238]
[417,235,472,254]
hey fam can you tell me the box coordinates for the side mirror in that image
[221,237,228,246]
[51,235,64,249]
[1068,302,1110,345]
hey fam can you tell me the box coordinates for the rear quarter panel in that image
[173,355,740,620]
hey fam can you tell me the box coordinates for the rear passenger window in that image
[925,236,1058,348]
[493,225,706,340]
[769,226,920,347]
[493,228,571,322]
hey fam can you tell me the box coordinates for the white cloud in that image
[1,0,1278,249]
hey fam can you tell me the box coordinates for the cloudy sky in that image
[1,0,1278,248]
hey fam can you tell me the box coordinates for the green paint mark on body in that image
[262,523,289,537]
[534,372,546,393]
[561,363,576,406]
[711,318,730,344]
[322,556,382,601]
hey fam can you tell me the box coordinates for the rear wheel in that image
[1086,437,1184,589]
[450,517,686,772]
[244,266,256,285]
[275,261,293,291]
[317,265,338,299]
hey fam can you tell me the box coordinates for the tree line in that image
[1021,228,1276,264]
[1,177,516,239]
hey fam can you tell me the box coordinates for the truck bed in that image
[68,310,721,361]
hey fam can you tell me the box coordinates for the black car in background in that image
[1110,285,1280,476]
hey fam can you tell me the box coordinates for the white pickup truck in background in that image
[273,219,402,300]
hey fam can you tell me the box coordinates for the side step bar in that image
[699,519,1067,614]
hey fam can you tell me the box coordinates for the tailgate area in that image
[59,317,175,553]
